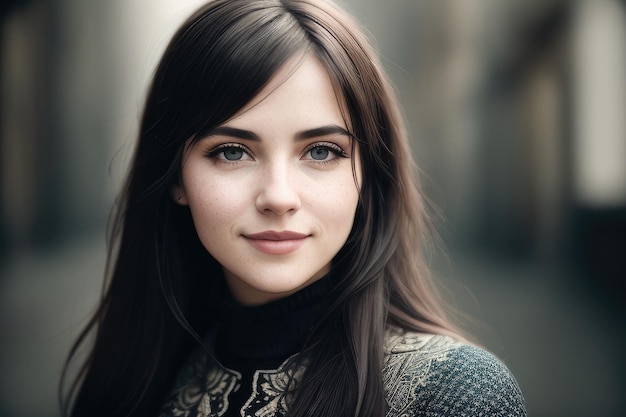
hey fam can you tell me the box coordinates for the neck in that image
[212,272,336,362]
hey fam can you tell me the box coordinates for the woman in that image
[62,0,526,416]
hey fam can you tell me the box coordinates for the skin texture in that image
[174,55,362,306]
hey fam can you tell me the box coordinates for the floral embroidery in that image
[160,354,241,417]
[382,330,460,417]
[241,357,306,417]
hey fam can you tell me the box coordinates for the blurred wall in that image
[1,0,625,416]
[1,0,208,252]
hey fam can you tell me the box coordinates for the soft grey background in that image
[1,0,625,416]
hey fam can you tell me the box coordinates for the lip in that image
[244,230,309,240]
[243,230,310,255]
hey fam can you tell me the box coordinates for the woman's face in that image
[175,55,361,306]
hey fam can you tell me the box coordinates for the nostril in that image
[255,174,302,215]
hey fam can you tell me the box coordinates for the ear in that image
[170,184,189,205]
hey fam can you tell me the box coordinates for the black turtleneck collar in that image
[210,272,336,368]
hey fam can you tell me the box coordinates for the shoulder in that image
[383,327,526,417]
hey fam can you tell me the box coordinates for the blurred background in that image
[1,0,625,416]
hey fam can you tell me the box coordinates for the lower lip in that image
[244,237,307,255]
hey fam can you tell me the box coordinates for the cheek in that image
[186,176,246,233]
[312,177,360,227]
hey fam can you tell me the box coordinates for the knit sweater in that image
[158,277,526,417]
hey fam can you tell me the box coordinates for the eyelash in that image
[205,141,349,165]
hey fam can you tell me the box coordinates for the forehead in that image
[224,54,350,129]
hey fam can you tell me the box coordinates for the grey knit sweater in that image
[382,327,526,416]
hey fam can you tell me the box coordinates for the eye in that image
[222,147,245,161]
[208,144,252,162]
[309,146,330,160]
[302,142,347,163]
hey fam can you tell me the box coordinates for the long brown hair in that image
[61,1,465,416]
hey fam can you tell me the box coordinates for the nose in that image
[255,163,302,215]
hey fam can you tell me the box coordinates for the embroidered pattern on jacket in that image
[160,354,242,417]
[241,357,306,417]
[159,329,526,417]
[383,330,462,417]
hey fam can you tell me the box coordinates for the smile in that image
[243,231,309,255]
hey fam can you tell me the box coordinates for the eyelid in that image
[303,141,347,157]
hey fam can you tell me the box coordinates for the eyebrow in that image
[204,124,351,141]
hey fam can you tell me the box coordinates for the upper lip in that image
[243,230,309,240]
